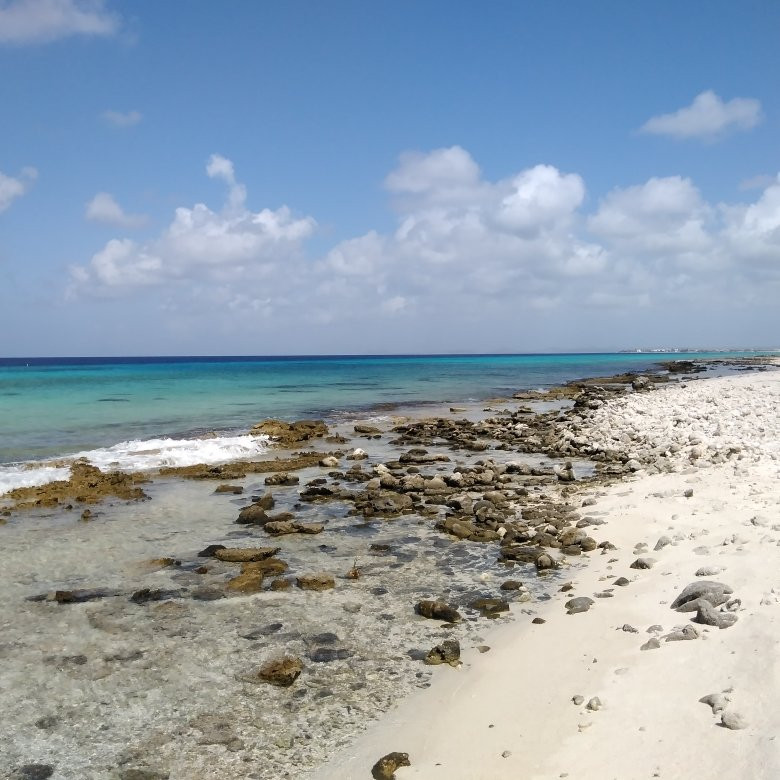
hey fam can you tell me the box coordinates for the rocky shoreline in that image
[1,357,776,780]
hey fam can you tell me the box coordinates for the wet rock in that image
[225,571,266,594]
[371,751,411,780]
[197,544,226,558]
[694,601,738,629]
[469,598,510,618]
[500,580,522,591]
[241,557,288,577]
[270,577,293,591]
[310,647,353,663]
[214,547,280,563]
[565,596,594,614]
[671,581,733,611]
[250,418,328,445]
[415,600,462,623]
[319,456,340,468]
[9,765,54,780]
[130,588,180,604]
[29,588,117,604]
[116,770,169,780]
[535,553,558,571]
[347,448,368,460]
[264,472,299,486]
[235,504,270,525]
[255,655,303,687]
[366,490,414,515]
[214,484,243,494]
[354,424,382,434]
[190,587,224,601]
[34,716,58,730]
[424,639,461,666]
[532,617,546,624]
[296,573,336,591]
[264,520,324,536]
[695,565,723,577]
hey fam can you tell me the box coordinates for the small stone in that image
[532,617,546,625]
[684,488,694,498]
[500,580,522,591]
[371,751,411,780]
[586,696,602,711]
[214,547,280,563]
[654,536,672,551]
[214,484,243,494]
[614,577,630,587]
[501,750,511,758]
[630,557,656,570]
[721,711,747,730]
[319,456,340,468]
[621,624,638,633]
[572,695,584,705]
[641,638,661,651]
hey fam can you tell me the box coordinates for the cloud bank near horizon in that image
[68,147,780,339]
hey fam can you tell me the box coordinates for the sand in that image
[310,368,780,780]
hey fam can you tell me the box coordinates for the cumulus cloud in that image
[640,90,762,140]
[0,166,37,212]
[0,0,119,44]
[101,109,142,127]
[69,146,780,343]
[70,156,316,294]
[85,191,147,227]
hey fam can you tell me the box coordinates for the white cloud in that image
[640,90,762,140]
[85,191,147,227]
[101,109,142,127]
[0,166,37,212]
[69,146,780,344]
[0,0,119,44]
[71,156,316,294]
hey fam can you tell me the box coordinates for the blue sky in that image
[1,0,778,356]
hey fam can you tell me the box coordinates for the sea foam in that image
[0,434,270,497]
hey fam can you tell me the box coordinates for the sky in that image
[0,0,778,356]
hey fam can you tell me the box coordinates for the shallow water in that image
[0,412,575,779]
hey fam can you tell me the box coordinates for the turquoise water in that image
[0,352,767,465]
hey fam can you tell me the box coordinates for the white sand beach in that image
[311,368,780,780]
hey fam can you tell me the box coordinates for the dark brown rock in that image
[371,752,411,780]
[214,484,243,494]
[255,655,303,687]
[415,600,462,623]
[424,639,461,666]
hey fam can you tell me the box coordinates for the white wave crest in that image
[0,434,271,497]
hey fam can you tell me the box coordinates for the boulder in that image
[250,419,328,445]
[670,581,733,611]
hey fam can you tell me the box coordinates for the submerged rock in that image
[296,573,336,591]
[214,547,280,563]
[414,600,462,623]
[254,655,303,687]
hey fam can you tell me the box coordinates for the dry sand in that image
[311,369,780,780]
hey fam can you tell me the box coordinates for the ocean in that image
[0,351,767,494]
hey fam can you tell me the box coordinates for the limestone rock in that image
[424,639,461,666]
[371,752,411,780]
[296,573,336,591]
[214,547,280,563]
[415,600,462,623]
[671,581,733,611]
[255,655,303,687]
[565,596,594,614]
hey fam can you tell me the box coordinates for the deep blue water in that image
[0,352,769,464]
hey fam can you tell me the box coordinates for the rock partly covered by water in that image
[249,419,329,445]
